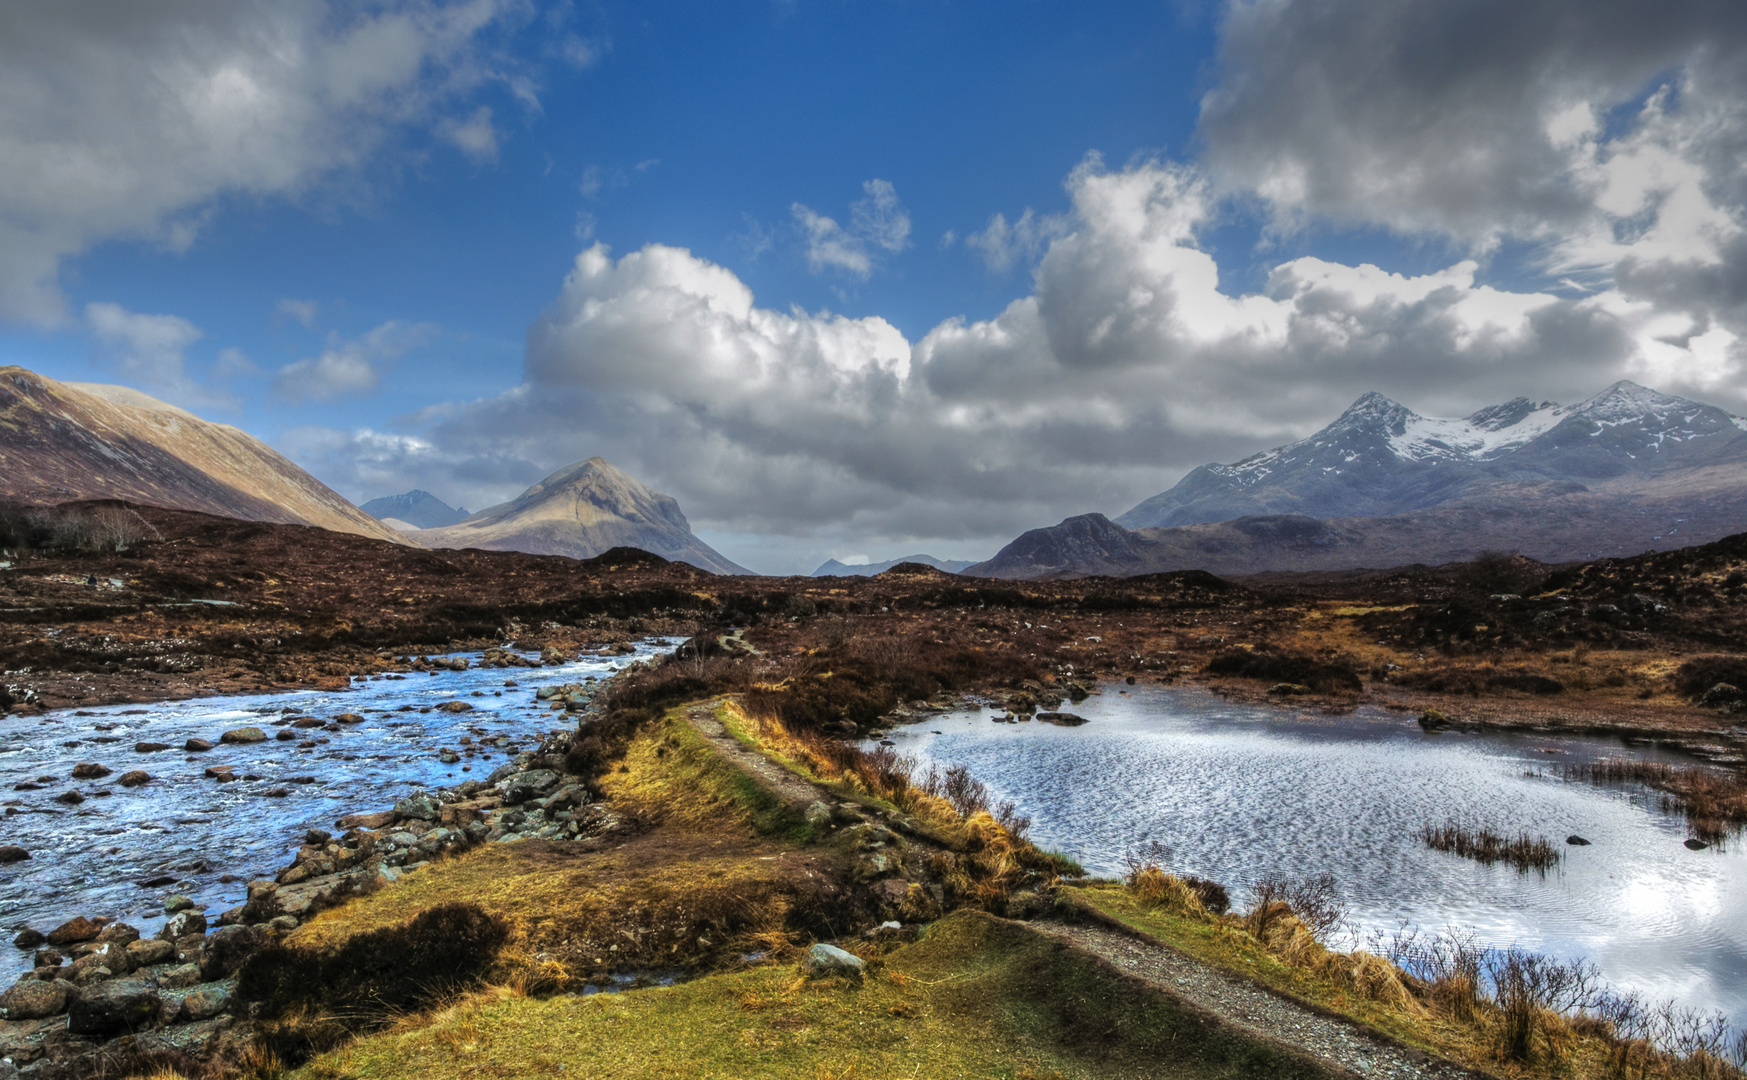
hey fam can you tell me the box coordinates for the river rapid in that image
[0,641,677,984]
[875,684,1747,1024]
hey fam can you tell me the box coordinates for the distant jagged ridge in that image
[812,554,977,577]
[969,380,1747,579]
[361,490,470,530]
[0,366,406,544]
[413,457,750,576]
[1119,380,1747,529]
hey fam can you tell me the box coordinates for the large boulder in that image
[117,770,153,788]
[220,727,267,744]
[126,939,175,968]
[68,978,160,1035]
[0,846,27,864]
[0,978,70,1020]
[70,762,111,779]
[177,982,231,1022]
[46,917,104,946]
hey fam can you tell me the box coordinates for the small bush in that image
[238,902,510,1027]
[1205,648,1362,694]
[1675,655,1747,701]
[1246,872,1347,942]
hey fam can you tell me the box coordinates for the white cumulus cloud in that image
[273,320,440,403]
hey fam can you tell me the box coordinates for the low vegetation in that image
[1561,758,1747,845]
[1420,821,1563,873]
[1077,853,1747,1079]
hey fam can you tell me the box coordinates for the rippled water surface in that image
[0,641,676,983]
[877,686,1747,1022]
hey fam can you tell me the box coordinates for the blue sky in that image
[3,1,1745,572]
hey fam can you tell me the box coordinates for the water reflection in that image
[875,685,1747,1022]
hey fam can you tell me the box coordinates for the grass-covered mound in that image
[289,910,1342,1080]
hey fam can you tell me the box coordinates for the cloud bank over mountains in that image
[5,1,1745,571]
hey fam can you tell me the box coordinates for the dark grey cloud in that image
[1198,0,1747,243]
[0,0,529,324]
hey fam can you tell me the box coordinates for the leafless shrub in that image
[1247,872,1348,942]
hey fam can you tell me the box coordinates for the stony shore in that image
[0,656,647,1079]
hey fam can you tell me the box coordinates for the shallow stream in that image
[876,685,1747,1023]
[0,640,676,984]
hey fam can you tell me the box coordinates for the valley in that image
[2,501,1746,1077]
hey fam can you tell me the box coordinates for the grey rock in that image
[164,894,195,913]
[158,964,201,990]
[394,792,440,821]
[503,769,561,805]
[178,982,230,1022]
[68,978,160,1035]
[219,727,267,744]
[801,943,865,979]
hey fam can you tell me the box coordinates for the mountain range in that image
[408,458,749,575]
[812,554,977,577]
[968,381,1747,579]
[0,367,404,544]
[360,490,470,530]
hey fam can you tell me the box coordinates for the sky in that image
[3,1,1746,574]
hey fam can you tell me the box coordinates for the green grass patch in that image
[293,910,1343,1080]
[602,706,814,842]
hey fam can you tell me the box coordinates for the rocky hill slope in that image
[0,366,404,543]
[970,381,1747,579]
[413,457,749,575]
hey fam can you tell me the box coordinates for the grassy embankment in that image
[173,696,1348,1080]
[1066,867,1746,1080]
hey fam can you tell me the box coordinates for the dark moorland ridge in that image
[969,380,1747,579]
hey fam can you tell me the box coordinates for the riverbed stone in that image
[117,770,152,787]
[220,727,267,744]
[275,729,299,741]
[53,790,84,804]
[801,943,865,979]
[503,769,560,805]
[178,982,231,1022]
[1035,712,1088,726]
[157,910,206,941]
[1566,835,1591,846]
[32,949,62,969]
[164,895,195,913]
[159,963,200,990]
[45,917,104,946]
[134,742,170,753]
[436,700,474,713]
[125,939,174,968]
[1685,838,1709,850]
[0,847,27,864]
[0,978,69,1020]
[394,792,440,820]
[96,923,139,946]
[335,712,367,725]
[336,810,395,830]
[68,978,160,1035]
[184,738,213,752]
[12,928,44,948]
[70,762,111,779]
